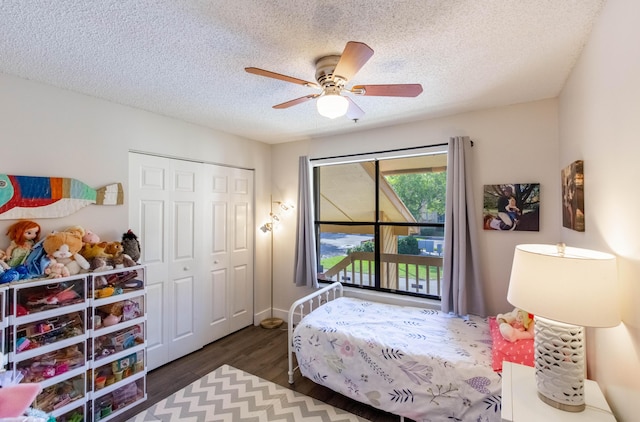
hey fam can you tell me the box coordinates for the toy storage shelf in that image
[3,265,147,422]
[1,285,7,368]
[89,265,147,421]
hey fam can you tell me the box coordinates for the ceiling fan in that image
[245,41,423,120]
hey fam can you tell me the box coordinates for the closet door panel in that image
[232,264,248,317]
[146,282,164,353]
[168,160,202,362]
[129,154,171,370]
[206,268,229,342]
[173,276,195,339]
[173,202,195,260]
[141,201,164,263]
[228,168,253,331]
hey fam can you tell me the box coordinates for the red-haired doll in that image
[4,220,41,267]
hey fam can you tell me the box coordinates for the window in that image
[314,150,447,299]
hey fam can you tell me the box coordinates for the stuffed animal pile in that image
[496,307,534,342]
[0,220,141,284]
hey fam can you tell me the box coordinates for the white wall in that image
[0,72,274,322]
[271,99,560,318]
[558,0,640,419]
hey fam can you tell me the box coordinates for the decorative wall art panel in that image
[561,160,585,232]
[483,183,540,231]
[0,174,123,219]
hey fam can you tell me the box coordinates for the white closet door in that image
[202,165,254,344]
[129,153,254,370]
[167,159,203,363]
[227,166,254,332]
[129,153,171,370]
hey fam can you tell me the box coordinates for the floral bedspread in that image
[293,297,501,422]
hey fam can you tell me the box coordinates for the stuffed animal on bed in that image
[496,307,534,342]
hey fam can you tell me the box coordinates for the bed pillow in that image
[489,316,534,372]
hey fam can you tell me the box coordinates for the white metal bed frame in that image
[287,281,406,421]
[287,281,343,384]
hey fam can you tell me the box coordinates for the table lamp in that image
[507,243,619,412]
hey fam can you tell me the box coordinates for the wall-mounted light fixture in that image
[260,196,295,329]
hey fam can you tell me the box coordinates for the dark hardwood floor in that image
[119,324,402,421]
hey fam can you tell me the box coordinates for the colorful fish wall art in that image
[0,175,124,219]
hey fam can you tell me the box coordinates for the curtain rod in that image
[309,140,472,162]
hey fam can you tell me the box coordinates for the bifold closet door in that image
[128,153,254,370]
[202,164,254,344]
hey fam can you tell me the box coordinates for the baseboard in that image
[254,307,288,326]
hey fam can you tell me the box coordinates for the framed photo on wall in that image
[483,183,540,231]
[562,160,585,232]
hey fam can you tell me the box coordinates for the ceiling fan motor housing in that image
[315,55,346,90]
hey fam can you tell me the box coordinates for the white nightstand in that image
[501,362,616,421]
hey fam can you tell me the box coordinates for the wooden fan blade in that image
[345,97,365,120]
[351,84,423,97]
[333,41,374,81]
[245,67,320,88]
[273,94,320,109]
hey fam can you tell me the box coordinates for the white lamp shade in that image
[507,244,619,327]
[316,94,349,119]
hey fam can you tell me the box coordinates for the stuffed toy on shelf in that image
[3,220,42,268]
[122,229,141,263]
[44,257,71,279]
[42,230,90,276]
[0,250,11,270]
[104,241,137,268]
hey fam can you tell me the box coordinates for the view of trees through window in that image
[315,152,447,299]
[385,172,447,224]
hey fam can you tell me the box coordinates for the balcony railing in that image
[321,251,443,298]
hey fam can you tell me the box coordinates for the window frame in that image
[311,145,447,300]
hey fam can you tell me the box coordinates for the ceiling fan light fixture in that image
[316,93,349,119]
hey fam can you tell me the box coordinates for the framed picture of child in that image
[483,183,540,231]
[561,160,585,232]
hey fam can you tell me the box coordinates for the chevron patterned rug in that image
[127,364,369,421]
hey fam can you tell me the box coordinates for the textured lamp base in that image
[534,316,586,412]
[260,317,284,329]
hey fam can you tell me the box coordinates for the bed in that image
[288,282,502,422]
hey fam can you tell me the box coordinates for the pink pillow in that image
[489,316,534,372]
[0,383,42,418]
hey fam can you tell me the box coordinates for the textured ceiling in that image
[0,1,606,144]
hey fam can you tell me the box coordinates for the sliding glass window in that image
[314,151,447,299]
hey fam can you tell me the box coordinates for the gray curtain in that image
[293,156,318,288]
[441,136,486,316]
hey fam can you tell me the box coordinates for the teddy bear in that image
[104,241,137,269]
[44,257,71,279]
[496,307,534,342]
[42,231,90,275]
